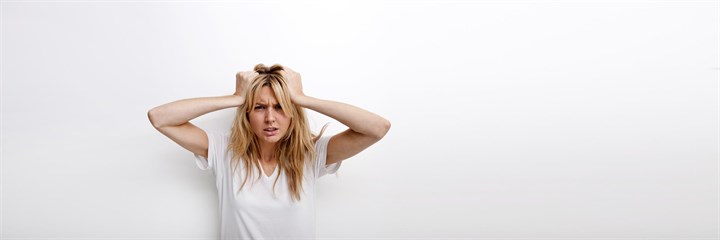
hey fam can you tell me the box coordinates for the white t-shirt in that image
[194,130,341,240]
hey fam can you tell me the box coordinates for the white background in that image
[2,0,718,239]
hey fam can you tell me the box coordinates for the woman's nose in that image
[265,109,276,123]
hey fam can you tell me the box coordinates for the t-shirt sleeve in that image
[314,135,342,178]
[194,130,229,172]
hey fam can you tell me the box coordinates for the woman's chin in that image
[259,135,283,144]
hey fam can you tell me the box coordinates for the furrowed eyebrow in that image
[254,102,280,106]
[253,103,281,108]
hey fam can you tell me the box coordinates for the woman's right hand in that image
[234,71,257,97]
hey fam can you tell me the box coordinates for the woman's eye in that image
[274,104,282,110]
[254,106,265,110]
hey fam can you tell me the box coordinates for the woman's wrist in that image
[225,94,245,107]
[292,95,312,107]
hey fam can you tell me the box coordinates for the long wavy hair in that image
[228,64,324,201]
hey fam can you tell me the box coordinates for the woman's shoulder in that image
[313,135,332,153]
[204,130,234,160]
[207,130,232,143]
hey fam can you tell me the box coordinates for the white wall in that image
[2,0,718,239]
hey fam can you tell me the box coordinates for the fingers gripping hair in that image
[254,64,284,75]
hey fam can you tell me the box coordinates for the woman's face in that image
[249,86,291,145]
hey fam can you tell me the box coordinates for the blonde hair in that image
[228,64,324,201]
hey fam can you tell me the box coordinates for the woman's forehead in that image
[252,86,279,104]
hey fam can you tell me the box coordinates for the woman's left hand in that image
[281,66,306,104]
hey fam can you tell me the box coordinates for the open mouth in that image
[263,127,279,136]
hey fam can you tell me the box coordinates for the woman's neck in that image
[258,142,277,162]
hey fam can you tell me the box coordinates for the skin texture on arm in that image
[281,67,391,165]
[147,71,255,158]
[148,95,243,158]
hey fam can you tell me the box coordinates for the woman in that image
[147,64,391,239]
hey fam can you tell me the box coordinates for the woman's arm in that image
[147,71,254,158]
[148,95,243,129]
[282,68,391,165]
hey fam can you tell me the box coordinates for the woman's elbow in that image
[147,107,164,129]
[373,119,391,140]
